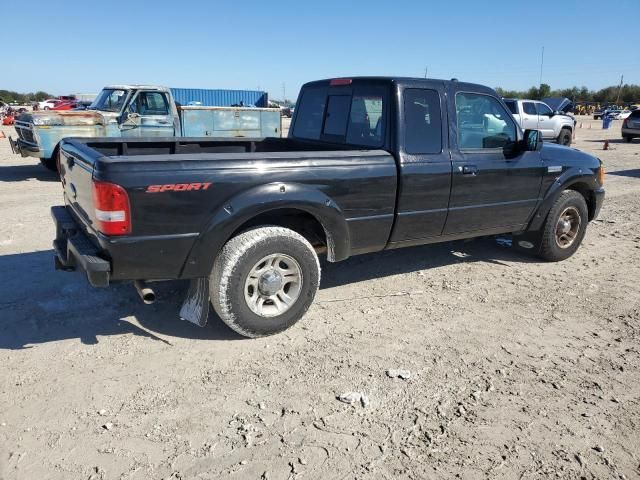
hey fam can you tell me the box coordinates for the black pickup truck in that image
[52,77,605,337]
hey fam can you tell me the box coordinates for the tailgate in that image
[58,139,100,233]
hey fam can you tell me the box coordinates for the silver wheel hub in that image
[258,270,283,296]
[555,206,581,249]
[244,254,303,318]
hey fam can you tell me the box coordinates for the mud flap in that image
[179,277,210,327]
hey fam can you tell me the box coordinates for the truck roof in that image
[302,76,496,95]
[103,85,170,92]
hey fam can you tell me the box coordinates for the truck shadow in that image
[321,236,533,288]
[0,238,531,349]
[0,250,242,350]
[608,168,640,179]
[0,164,60,182]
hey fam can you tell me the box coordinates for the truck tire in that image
[557,128,572,146]
[538,190,588,262]
[40,156,57,171]
[210,226,321,337]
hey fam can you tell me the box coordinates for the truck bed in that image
[58,136,398,281]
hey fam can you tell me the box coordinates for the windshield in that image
[89,89,130,112]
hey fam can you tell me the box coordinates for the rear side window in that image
[504,100,518,115]
[404,89,442,154]
[630,110,640,118]
[292,85,386,147]
[522,102,537,115]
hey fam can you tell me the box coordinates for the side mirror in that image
[523,129,543,151]
[119,111,141,129]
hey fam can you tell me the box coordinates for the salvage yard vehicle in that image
[10,85,281,170]
[622,109,640,142]
[503,98,575,146]
[51,77,605,338]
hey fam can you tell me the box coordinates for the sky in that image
[4,0,638,101]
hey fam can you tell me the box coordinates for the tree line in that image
[495,83,640,104]
[3,82,640,105]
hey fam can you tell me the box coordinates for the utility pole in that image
[282,82,286,103]
[424,66,428,79]
[615,74,624,104]
[539,46,545,88]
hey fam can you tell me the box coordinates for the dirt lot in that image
[0,118,639,480]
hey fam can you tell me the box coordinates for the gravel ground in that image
[0,117,639,480]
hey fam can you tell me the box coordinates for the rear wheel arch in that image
[180,184,351,278]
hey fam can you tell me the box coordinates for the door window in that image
[522,102,537,115]
[131,92,170,115]
[455,92,517,150]
[537,102,553,116]
[503,100,518,114]
[404,88,442,154]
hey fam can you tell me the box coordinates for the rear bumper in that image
[10,137,42,158]
[622,127,640,137]
[51,206,111,287]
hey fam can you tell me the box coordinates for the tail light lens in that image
[92,181,131,235]
[598,164,606,186]
[623,119,628,128]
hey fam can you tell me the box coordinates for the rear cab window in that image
[292,81,388,148]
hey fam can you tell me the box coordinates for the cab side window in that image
[522,102,537,115]
[404,88,442,154]
[455,92,517,150]
[537,103,553,116]
[131,92,170,115]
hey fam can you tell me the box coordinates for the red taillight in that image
[330,78,352,86]
[623,119,628,128]
[92,181,131,235]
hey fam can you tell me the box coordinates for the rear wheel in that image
[210,226,321,338]
[538,190,588,262]
[557,128,572,146]
[623,136,632,143]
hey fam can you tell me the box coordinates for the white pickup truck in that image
[503,99,574,146]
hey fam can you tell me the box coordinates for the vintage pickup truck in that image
[51,76,605,338]
[10,85,281,170]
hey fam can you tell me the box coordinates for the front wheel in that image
[538,190,588,262]
[557,128,572,146]
[210,226,321,338]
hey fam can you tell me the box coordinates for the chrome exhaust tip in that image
[134,280,156,305]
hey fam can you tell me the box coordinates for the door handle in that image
[461,165,478,175]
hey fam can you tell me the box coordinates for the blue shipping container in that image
[170,88,268,108]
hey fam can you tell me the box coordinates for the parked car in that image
[38,99,61,110]
[622,109,640,142]
[10,85,282,171]
[503,98,574,145]
[50,100,78,111]
[606,109,623,120]
[51,76,605,338]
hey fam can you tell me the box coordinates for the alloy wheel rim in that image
[555,206,581,249]
[244,254,303,317]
